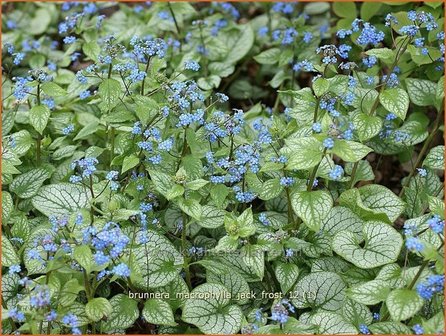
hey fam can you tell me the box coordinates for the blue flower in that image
[427,214,444,233]
[258,213,270,226]
[106,170,119,181]
[359,324,371,334]
[323,138,334,149]
[30,285,51,308]
[258,26,269,37]
[363,55,377,68]
[63,36,77,44]
[329,165,344,180]
[9,264,21,274]
[184,60,200,71]
[405,237,424,252]
[13,52,25,65]
[8,307,25,322]
[399,25,419,37]
[112,263,131,277]
[412,324,424,335]
[280,176,295,187]
[271,303,289,324]
[79,90,91,100]
[416,274,444,300]
[312,122,322,133]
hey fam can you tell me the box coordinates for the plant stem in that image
[109,126,115,168]
[140,57,151,95]
[181,213,192,289]
[399,107,443,197]
[167,2,181,43]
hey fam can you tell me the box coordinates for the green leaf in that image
[365,48,394,64]
[30,8,51,35]
[360,2,382,21]
[186,179,209,190]
[182,283,242,334]
[2,192,13,224]
[259,178,283,201]
[148,170,174,197]
[215,235,239,252]
[254,48,280,64]
[332,140,373,162]
[86,298,113,322]
[352,112,383,141]
[135,96,159,125]
[73,245,94,274]
[99,78,121,111]
[313,77,330,97]
[405,78,437,106]
[424,145,444,170]
[332,221,403,269]
[41,82,67,97]
[10,167,52,199]
[206,264,251,305]
[386,289,424,321]
[283,137,323,170]
[291,271,346,311]
[408,45,442,65]
[31,183,91,217]
[284,88,316,122]
[379,88,409,120]
[142,299,177,326]
[333,2,357,18]
[131,230,183,290]
[339,185,405,223]
[347,279,391,305]
[310,312,357,334]
[341,298,373,326]
[275,262,299,294]
[121,154,139,174]
[29,105,51,134]
[73,121,99,141]
[59,279,84,307]
[291,190,333,231]
[369,322,411,334]
[199,205,225,229]
[165,184,184,201]
[1,236,20,267]
[178,198,202,221]
[82,41,101,62]
[224,24,254,64]
[241,245,264,279]
[321,206,364,238]
[197,75,221,90]
[102,294,139,333]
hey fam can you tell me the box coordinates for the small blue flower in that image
[280,176,295,187]
[63,36,77,44]
[184,60,200,71]
[312,122,322,133]
[323,138,334,149]
[9,264,21,274]
[79,90,91,100]
[412,324,424,335]
[359,324,370,334]
[329,165,344,180]
[112,263,131,277]
[405,237,424,252]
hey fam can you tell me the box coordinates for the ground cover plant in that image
[1,1,445,335]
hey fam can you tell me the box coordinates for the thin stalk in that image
[399,108,443,197]
[181,213,192,289]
